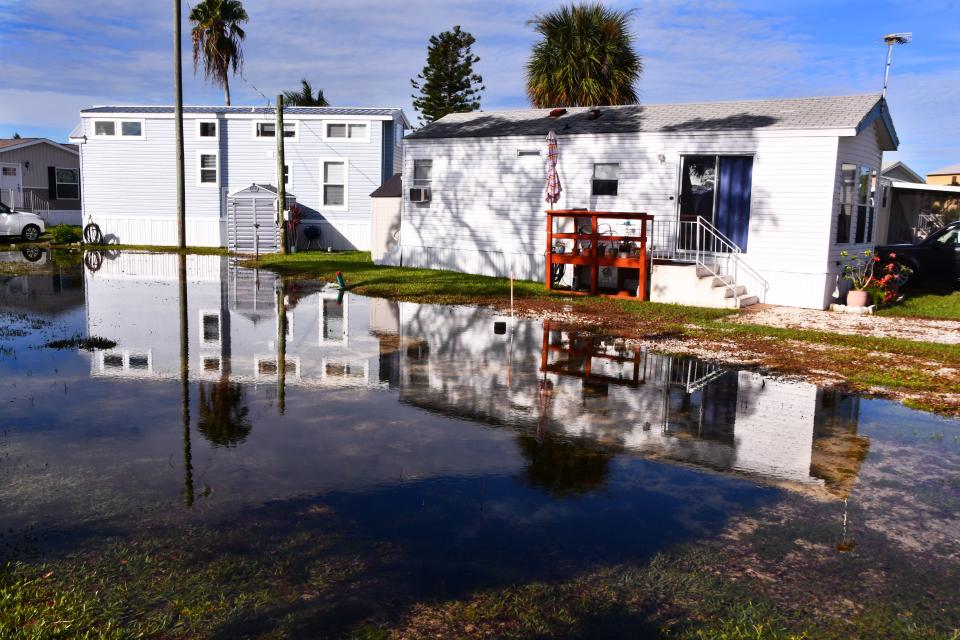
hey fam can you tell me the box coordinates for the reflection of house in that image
[0,259,85,317]
[396,95,899,310]
[397,307,867,499]
[71,106,409,250]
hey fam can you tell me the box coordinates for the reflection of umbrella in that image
[545,129,562,206]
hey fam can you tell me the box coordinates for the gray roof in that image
[406,94,892,142]
[81,105,403,117]
[928,162,960,176]
[370,173,402,198]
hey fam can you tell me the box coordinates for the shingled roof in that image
[406,94,897,148]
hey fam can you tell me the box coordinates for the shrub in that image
[50,223,82,244]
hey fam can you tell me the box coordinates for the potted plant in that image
[838,249,880,307]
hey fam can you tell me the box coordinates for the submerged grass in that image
[43,335,117,351]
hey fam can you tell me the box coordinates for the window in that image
[201,312,221,344]
[202,357,221,372]
[592,163,619,196]
[324,122,368,141]
[854,165,876,243]
[517,149,541,157]
[933,226,959,247]
[198,152,218,186]
[254,121,297,139]
[836,163,856,243]
[120,121,143,137]
[322,160,346,207]
[2,167,16,176]
[283,164,292,187]
[881,183,889,209]
[413,159,432,187]
[94,121,116,136]
[198,121,218,139]
[55,168,80,200]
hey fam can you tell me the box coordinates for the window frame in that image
[252,120,299,141]
[412,159,433,188]
[322,120,370,143]
[319,157,349,210]
[196,120,219,141]
[196,150,219,187]
[54,167,80,200]
[835,163,857,244]
[92,120,117,137]
[92,119,145,139]
[592,162,620,196]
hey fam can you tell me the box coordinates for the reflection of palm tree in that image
[517,434,612,497]
[197,378,252,447]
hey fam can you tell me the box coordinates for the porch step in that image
[725,294,759,309]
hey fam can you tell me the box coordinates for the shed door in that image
[228,196,279,253]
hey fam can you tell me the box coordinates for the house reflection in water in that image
[84,254,867,499]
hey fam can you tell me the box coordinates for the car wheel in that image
[21,224,41,242]
[892,260,913,288]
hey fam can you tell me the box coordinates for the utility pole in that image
[174,0,186,249]
[275,95,288,254]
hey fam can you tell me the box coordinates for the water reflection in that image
[77,253,868,500]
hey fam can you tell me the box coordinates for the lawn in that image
[876,288,960,320]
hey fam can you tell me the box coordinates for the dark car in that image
[876,220,960,287]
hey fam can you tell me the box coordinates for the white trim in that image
[252,120,299,142]
[196,150,220,187]
[321,120,370,143]
[319,157,349,211]
[195,120,219,141]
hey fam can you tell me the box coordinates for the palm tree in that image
[282,79,330,107]
[189,0,249,106]
[526,3,642,108]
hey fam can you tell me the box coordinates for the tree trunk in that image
[224,75,231,106]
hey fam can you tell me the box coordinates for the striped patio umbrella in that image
[545,129,562,206]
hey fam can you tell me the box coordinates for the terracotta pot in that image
[846,289,869,307]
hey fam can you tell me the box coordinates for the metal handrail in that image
[677,217,769,306]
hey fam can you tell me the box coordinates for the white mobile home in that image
[396,94,898,310]
[71,106,409,250]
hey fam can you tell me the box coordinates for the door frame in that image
[0,162,23,208]
[675,153,756,253]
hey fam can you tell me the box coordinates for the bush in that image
[50,223,81,244]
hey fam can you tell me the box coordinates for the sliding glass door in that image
[678,155,754,252]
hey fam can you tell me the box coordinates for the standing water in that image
[0,251,957,638]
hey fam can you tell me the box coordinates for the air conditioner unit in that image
[409,187,431,202]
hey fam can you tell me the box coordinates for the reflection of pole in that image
[276,279,287,415]
[179,253,194,506]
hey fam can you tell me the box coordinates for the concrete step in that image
[723,285,747,298]
[725,294,759,309]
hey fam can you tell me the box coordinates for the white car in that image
[0,200,45,242]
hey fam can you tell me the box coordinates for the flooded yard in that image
[1,251,958,639]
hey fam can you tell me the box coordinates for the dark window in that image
[836,164,856,243]
[592,163,619,196]
[55,168,80,200]
[199,121,217,137]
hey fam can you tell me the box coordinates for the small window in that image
[2,167,16,177]
[198,121,217,138]
[55,168,80,200]
[199,153,218,185]
[94,121,115,136]
[517,149,541,157]
[413,159,432,187]
[836,163,856,243]
[592,163,619,196]
[322,161,346,207]
[202,313,220,344]
[128,353,150,370]
[255,121,296,138]
[325,122,367,140]
[120,121,142,137]
[103,353,123,369]
[203,357,221,372]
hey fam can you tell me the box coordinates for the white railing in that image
[23,192,51,219]
[651,216,769,305]
[1,188,23,209]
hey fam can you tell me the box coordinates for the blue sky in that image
[0,0,957,174]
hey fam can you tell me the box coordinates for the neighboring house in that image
[70,106,409,249]
[0,138,82,225]
[927,162,960,186]
[876,160,960,243]
[396,94,898,310]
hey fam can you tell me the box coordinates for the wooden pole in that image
[173,0,186,249]
[275,95,288,254]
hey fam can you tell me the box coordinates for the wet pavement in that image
[0,251,958,638]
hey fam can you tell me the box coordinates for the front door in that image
[678,155,754,251]
[0,163,22,208]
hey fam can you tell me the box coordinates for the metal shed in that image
[226,184,295,254]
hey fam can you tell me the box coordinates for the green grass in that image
[876,289,960,320]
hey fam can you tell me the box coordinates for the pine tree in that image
[411,26,484,125]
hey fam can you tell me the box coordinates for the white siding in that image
[78,113,403,249]
[401,128,844,308]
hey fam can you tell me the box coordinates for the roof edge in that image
[0,138,79,156]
